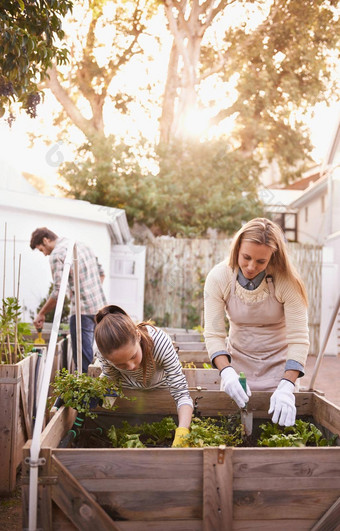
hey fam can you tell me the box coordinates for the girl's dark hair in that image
[94,305,155,384]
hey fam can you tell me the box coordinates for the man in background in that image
[30,227,107,373]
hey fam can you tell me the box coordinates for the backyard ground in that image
[1,352,339,530]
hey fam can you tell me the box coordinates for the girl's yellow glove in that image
[172,427,190,447]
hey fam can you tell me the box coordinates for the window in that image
[271,212,297,242]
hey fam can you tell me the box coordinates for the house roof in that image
[259,188,303,212]
[283,166,322,190]
[289,173,328,209]
[0,167,132,244]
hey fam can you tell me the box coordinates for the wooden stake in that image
[14,254,22,364]
[13,235,15,297]
[2,221,6,305]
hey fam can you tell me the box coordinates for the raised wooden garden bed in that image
[0,335,73,495]
[22,389,340,530]
[88,362,220,390]
[0,351,39,495]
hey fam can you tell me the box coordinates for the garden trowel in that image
[35,328,45,345]
[239,372,253,436]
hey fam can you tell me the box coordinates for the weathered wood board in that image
[0,352,38,495]
[0,337,70,495]
[22,389,340,530]
[88,362,220,390]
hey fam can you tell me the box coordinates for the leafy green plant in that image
[107,416,177,448]
[33,282,70,324]
[107,415,244,449]
[258,420,338,447]
[0,297,32,364]
[49,368,130,419]
[186,415,244,447]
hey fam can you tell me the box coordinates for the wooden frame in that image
[88,363,220,390]
[0,336,71,495]
[0,352,39,495]
[22,389,340,530]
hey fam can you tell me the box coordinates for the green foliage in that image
[50,368,129,418]
[107,416,177,448]
[186,415,244,447]
[152,139,264,236]
[213,0,340,181]
[0,297,32,364]
[107,414,244,448]
[34,282,70,324]
[258,419,338,447]
[59,134,157,226]
[0,0,72,118]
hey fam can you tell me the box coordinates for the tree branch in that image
[45,65,97,137]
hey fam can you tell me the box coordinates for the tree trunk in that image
[159,42,180,144]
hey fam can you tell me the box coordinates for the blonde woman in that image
[204,218,309,427]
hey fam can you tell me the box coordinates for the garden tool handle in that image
[309,293,340,390]
[239,372,247,394]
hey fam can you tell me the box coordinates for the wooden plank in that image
[51,455,122,531]
[78,477,201,492]
[312,393,340,436]
[38,448,53,531]
[233,489,340,520]
[20,368,32,439]
[0,363,20,494]
[54,448,202,480]
[54,449,202,522]
[175,342,207,351]
[232,520,313,530]
[234,477,340,490]
[179,351,210,363]
[39,406,77,448]
[184,369,219,390]
[311,496,340,531]
[51,502,78,530]
[203,446,233,531]
[41,390,315,426]
[233,448,340,478]
[118,521,202,530]
[94,488,201,521]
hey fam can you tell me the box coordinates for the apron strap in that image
[265,274,275,296]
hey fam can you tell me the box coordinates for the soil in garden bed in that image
[60,412,337,450]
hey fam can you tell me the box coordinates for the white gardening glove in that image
[220,366,251,408]
[268,379,296,427]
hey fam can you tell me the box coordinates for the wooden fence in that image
[144,237,322,355]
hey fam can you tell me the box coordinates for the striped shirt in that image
[96,326,193,410]
[50,238,107,315]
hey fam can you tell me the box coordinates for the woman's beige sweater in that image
[204,260,310,368]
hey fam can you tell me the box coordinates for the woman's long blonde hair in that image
[228,218,308,305]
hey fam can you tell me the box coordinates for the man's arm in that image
[33,296,57,330]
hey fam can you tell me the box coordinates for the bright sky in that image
[1,99,338,190]
[1,1,339,189]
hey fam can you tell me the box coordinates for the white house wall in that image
[320,242,340,355]
[328,168,340,236]
[296,193,328,244]
[0,206,112,322]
